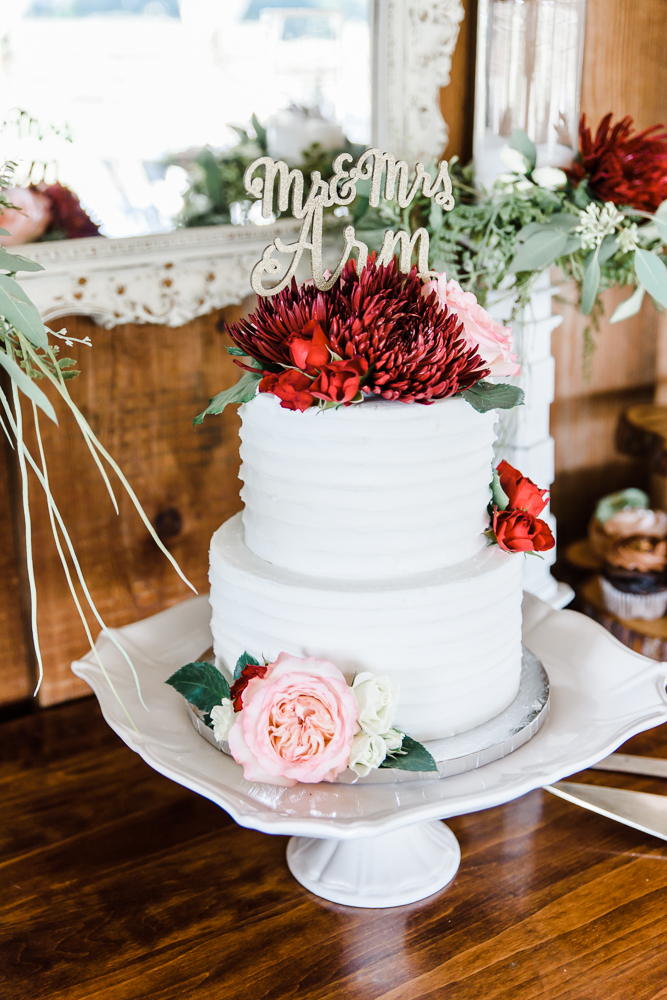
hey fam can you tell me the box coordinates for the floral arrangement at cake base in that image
[166,654,438,785]
[195,257,524,425]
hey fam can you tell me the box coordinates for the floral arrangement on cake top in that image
[195,257,523,424]
[486,460,555,555]
[166,652,438,785]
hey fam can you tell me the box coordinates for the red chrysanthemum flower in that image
[566,113,667,212]
[226,258,488,404]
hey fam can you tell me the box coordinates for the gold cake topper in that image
[244,148,455,296]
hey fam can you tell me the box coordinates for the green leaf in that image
[251,113,268,154]
[634,248,667,308]
[545,213,580,231]
[193,371,261,426]
[610,283,645,323]
[0,248,44,273]
[165,660,231,713]
[352,195,369,224]
[516,221,550,241]
[226,346,247,356]
[379,735,438,772]
[429,200,443,234]
[491,468,510,511]
[0,228,9,236]
[0,274,49,349]
[0,350,57,422]
[462,381,525,413]
[581,250,601,315]
[561,235,582,255]
[510,129,537,170]
[598,234,619,265]
[652,201,667,243]
[654,215,667,244]
[508,229,568,272]
[234,650,259,681]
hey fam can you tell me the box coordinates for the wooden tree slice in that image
[580,576,667,662]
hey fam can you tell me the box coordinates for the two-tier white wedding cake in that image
[208,391,523,742]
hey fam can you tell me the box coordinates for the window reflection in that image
[0,0,370,237]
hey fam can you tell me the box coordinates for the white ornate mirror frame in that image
[15,0,466,327]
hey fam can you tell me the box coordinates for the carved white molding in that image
[372,0,465,163]
[15,222,301,328]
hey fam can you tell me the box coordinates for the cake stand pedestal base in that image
[286,820,461,908]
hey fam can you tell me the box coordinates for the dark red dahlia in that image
[566,113,667,213]
[37,182,100,239]
[226,259,488,404]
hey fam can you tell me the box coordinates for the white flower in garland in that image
[575,201,624,249]
[210,699,235,742]
[352,672,400,736]
[532,166,568,190]
[499,146,530,175]
[617,222,640,253]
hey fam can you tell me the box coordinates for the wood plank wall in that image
[1,0,667,707]
[0,306,249,707]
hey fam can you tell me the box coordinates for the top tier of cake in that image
[238,393,497,580]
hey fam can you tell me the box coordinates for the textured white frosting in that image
[209,514,523,741]
[239,393,497,579]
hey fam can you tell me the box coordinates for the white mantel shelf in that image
[15,222,301,329]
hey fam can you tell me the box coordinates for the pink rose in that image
[0,187,52,246]
[423,273,520,378]
[227,652,358,786]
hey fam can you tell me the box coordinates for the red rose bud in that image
[259,369,315,412]
[497,459,549,517]
[310,356,368,404]
[230,661,268,712]
[492,507,555,553]
[286,320,331,371]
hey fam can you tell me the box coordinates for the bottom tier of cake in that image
[209,514,524,741]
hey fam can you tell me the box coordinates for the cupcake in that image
[588,488,651,561]
[595,506,667,620]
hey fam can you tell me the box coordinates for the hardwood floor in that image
[2,698,667,998]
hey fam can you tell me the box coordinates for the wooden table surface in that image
[2,698,667,999]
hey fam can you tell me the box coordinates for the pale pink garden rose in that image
[423,273,521,378]
[227,652,358,786]
[0,187,52,246]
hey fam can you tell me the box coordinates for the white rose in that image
[210,699,235,742]
[515,179,534,193]
[352,672,400,736]
[382,728,404,752]
[349,732,387,776]
[499,146,530,175]
[532,166,568,190]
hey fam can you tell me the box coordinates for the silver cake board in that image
[186,646,549,785]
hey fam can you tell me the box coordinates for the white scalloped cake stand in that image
[72,593,667,909]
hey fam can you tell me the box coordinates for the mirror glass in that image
[0,0,370,238]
